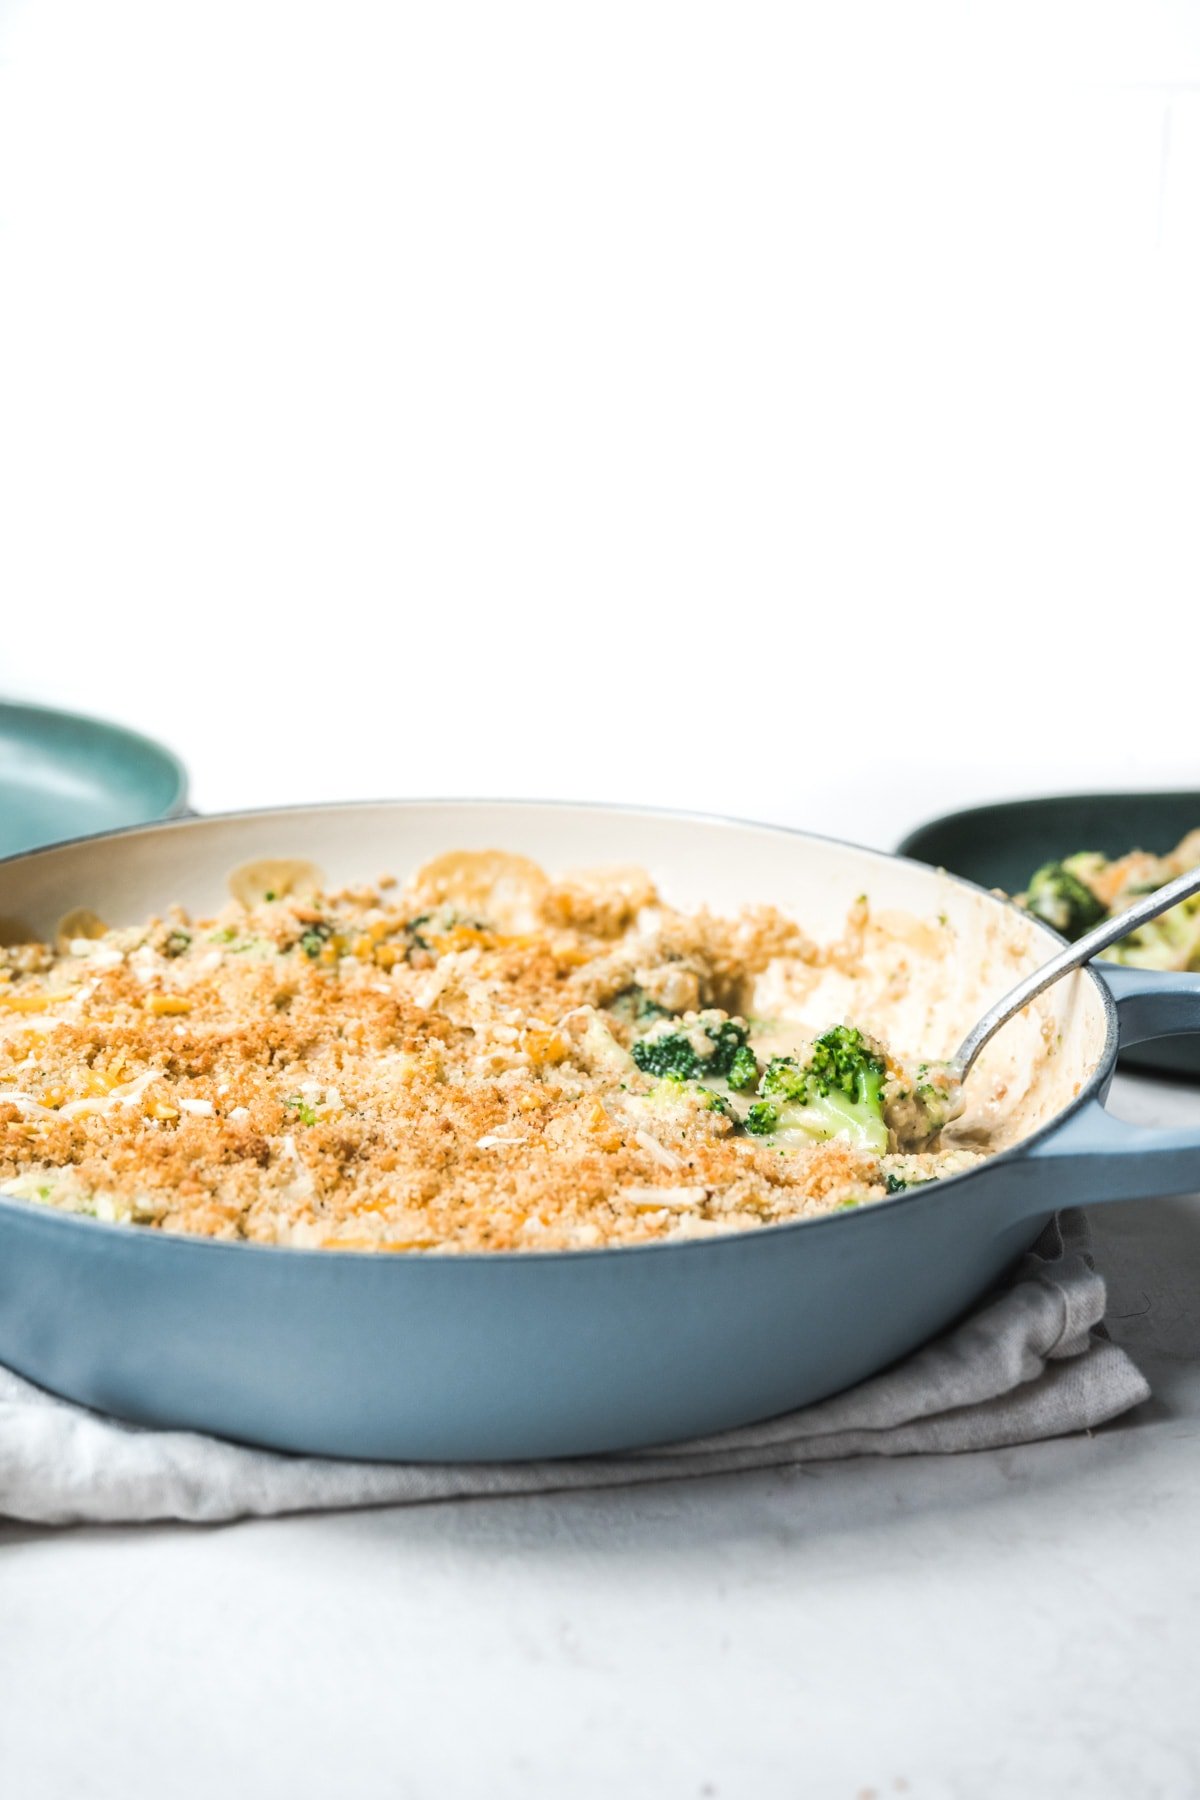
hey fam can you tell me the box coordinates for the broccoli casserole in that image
[1019,830,1200,970]
[0,851,987,1252]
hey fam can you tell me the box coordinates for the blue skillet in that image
[0,801,1197,1460]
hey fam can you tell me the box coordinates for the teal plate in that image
[0,701,187,858]
[897,791,1200,1078]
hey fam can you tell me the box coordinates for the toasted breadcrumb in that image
[0,856,979,1251]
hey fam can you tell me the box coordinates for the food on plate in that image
[1018,830,1200,970]
[0,851,1006,1252]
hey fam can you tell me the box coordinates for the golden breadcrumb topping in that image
[0,852,980,1252]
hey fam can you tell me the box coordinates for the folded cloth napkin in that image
[0,1209,1149,1526]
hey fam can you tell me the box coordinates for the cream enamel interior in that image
[0,802,1109,1169]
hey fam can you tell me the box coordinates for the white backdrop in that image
[2,0,1199,848]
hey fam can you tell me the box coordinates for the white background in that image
[2,0,1200,848]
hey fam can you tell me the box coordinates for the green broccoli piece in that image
[403,913,433,953]
[884,1170,933,1195]
[1023,859,1106,941]
[1106,902,1200,972]
[631,1013,756,1086]
[915,1066,960,1134]
[881,1060,962,1149]
[700,1088,735,1118]
[742,1026,889,1154]
[401,909,490,958]
[630,1031,700,1080]
[744,1099,783,1134]
[631,1079,737,1131]
[725,1043,759,1092]
[608,986,670,1030]
[646,1080,736,1119]
[298,920,334,959]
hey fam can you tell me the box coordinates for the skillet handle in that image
[1026,965,1200,1203]
[1097,962,1200,1047]
[1027,1100,1200,1203]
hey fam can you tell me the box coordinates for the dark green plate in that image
[897,792,1200,1078]
[0,700,188,857]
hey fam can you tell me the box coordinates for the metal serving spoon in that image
[954,861,1200,1082]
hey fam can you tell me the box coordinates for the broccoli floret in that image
[914,1065,960,1134]
[742,1026,889,1153]
[805,1024,886,1104]
[700,1087,735,1118]
[881,1059,962,1150]
[1023,859,1106,941]
[298,920,334,959]
[630,1031,701,1081]
[656,1080,734,1118]
[401,909,491,958]
[403,912,433,952]
[641,1076,731,1111]
[608,986,670,1030]
[1106,902,1200,971]
[1062,852,1111,886]
[881,1051,964,1152]
[628,1078,737,1134]
[884,1170,934,1195]
[630,1012,756,1085]
[725,1043,759,1093]
[705,1020,757,1084]
[744,1099,784,1135]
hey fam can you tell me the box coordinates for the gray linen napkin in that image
[0,1209,1148,1526]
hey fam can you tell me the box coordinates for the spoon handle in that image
[954,862,1200,1078]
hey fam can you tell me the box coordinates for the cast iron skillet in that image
[1,800,1199,1462]
[898,792,1200,1077]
